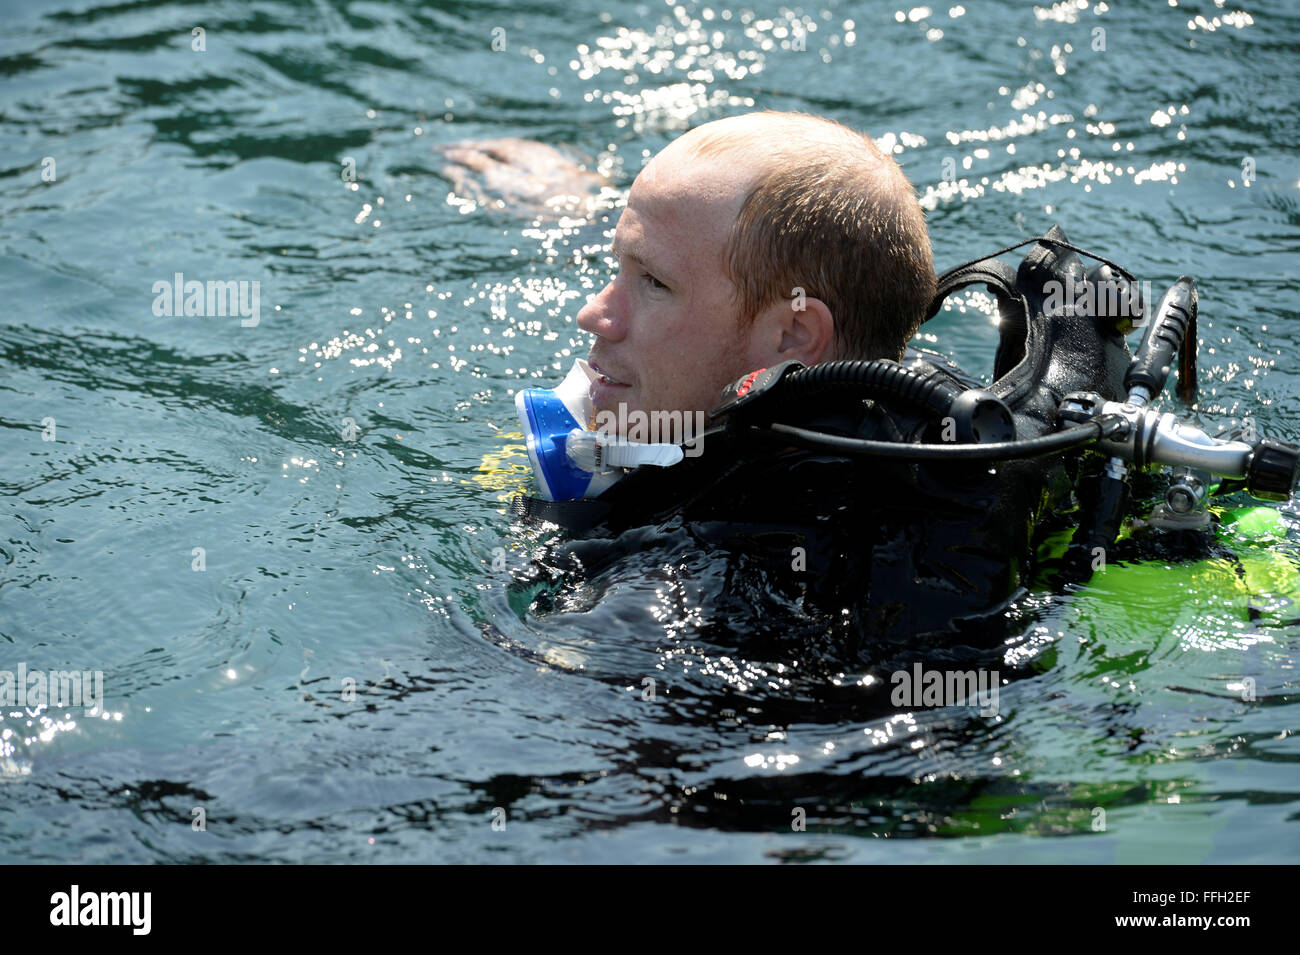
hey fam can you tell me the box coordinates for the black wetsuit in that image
[512,229,1134,663]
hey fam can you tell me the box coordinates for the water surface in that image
[2,0,1298,862]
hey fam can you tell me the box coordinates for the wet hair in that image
[684,111,936,362]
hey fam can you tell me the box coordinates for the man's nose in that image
[575,281,626,342]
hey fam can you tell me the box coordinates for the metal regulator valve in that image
[1060,275,1300,551]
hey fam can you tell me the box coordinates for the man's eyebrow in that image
[611,240,665,275]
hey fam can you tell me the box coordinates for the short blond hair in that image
[683,112,935,361]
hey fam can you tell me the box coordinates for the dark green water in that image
[2,0,1298,863]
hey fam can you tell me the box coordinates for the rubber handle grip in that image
[1126,277,1197,397]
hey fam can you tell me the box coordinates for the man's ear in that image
[751,292,836,366]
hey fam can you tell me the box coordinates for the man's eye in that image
[642,272,668,291]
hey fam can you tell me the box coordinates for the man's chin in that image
[591,403,636,435]
[590,400,715,447]
[589,382,637,425]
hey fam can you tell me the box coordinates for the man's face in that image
[576,150,763,428]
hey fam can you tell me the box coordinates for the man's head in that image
[577,110,935,425]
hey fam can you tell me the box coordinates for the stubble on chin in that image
[591,392,633,435]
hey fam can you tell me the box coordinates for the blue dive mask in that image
[515,359,685,502]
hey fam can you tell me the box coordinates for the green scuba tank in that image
[1040,504,1298,635]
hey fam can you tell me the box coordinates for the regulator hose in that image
[767,414,1127,462]
[778,360,963,419]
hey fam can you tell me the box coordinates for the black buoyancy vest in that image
[513,227,1135,645]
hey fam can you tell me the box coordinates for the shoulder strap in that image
[925,257,1020,323]
[926,254,1028,381]
[924,229,1137,386]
